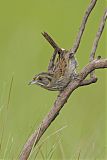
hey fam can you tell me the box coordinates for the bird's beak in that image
[28,80,37,85]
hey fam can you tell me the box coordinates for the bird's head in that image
[29,72,53,90]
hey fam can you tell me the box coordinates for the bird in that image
[29,49,78,91]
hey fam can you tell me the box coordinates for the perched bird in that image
[29,49,77,91]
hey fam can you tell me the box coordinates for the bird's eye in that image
[47,77,52,82]
[33,77,36,80]
[38,77,42,81]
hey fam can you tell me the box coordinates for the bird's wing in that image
[53,55,67,79]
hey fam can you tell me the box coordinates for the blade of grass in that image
[36,125,67,151]
[31,125,67,158]
[39,148,45,160]
[34,143,43,159]
[57,134,65,160]
[77,150,81,160]
[8,137,14,158]
[0,75,14,157]
[47,136,62,160]
[7,75,14,109]
[3,133,11,159]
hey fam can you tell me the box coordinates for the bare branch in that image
[20,59,107,160]
[90,9,107,77]
[70,0,97,55]
[79,77,97,86]
[79,59,107,80]
[90,9,107,62]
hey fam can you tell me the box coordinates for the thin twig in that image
[90,9,107,62]
[90,9,107,77]
[79,77,98,86]
[70,0,97,56]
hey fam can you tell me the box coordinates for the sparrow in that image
[29,48,77,91]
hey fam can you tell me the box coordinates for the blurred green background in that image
[0,0,106,159]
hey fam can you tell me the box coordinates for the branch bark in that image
[79,77,98,86]
[90,9,107,62]
[19,1,107,159]
[90,9,107,78]
[70,0,97,56]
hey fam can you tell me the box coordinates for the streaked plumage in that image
[29,49,77,91]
